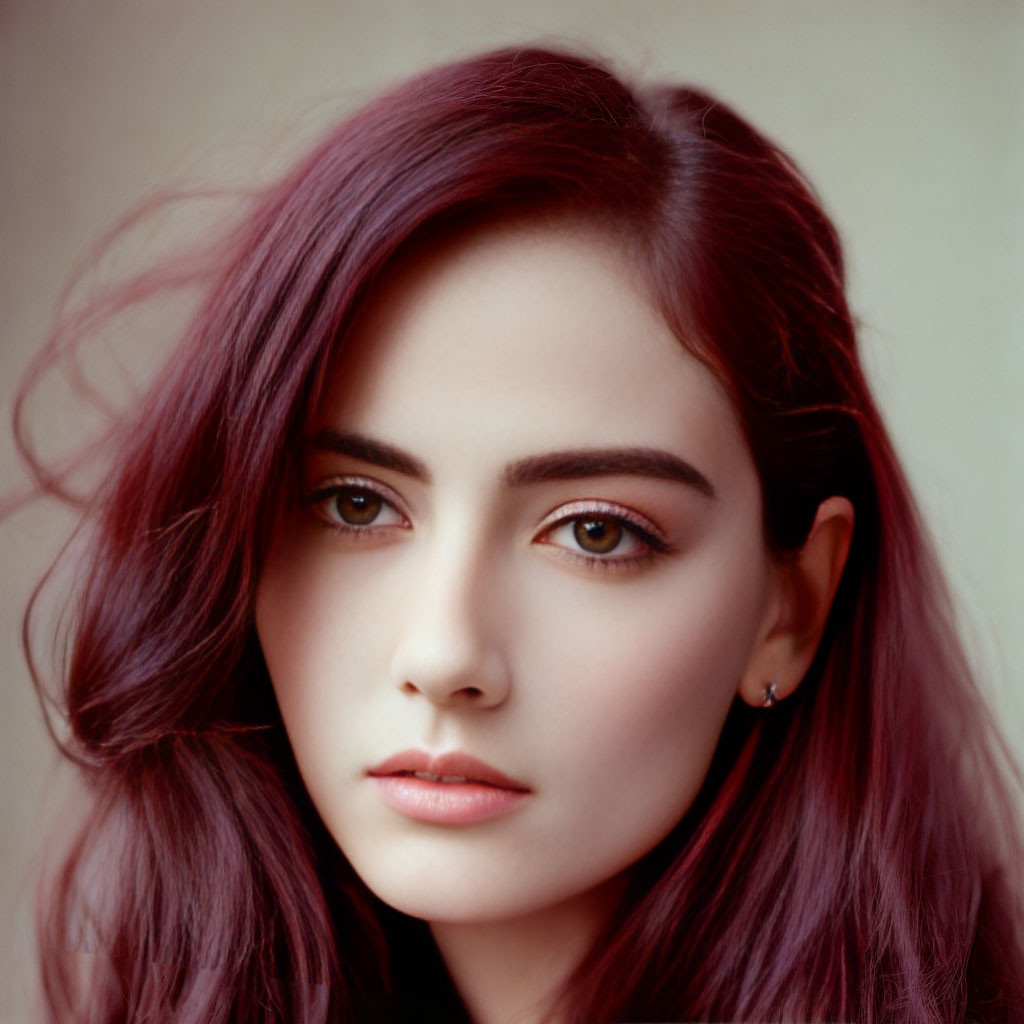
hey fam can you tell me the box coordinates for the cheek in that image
[526,603,735,774]
[530,556,767,716]
[257,545,330,702]
[517,545,771,830]
[255,540,391,765]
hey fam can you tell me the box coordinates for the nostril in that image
[457,686,484,700]
[400,681,418,695]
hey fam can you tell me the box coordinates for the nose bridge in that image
[389,510,511,708]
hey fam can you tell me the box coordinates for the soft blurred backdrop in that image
[2,1,1022,1016]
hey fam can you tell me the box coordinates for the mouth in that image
[368,749,530,790]
[367,749,532,825]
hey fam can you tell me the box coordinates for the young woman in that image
[19,46,1024,1023]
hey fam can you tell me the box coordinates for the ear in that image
[738,496,854,708]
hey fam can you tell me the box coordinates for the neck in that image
[429,876,625,1024]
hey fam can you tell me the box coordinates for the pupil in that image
[337,489,381,525]
[573,517,622,554]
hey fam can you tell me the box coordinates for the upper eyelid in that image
[534,499,667,544]
[303,474,410,516]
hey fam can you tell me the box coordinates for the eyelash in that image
[534,500,671,574]
[304,476,410,538]
[303,480,671,572]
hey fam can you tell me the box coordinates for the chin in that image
[352,860,556,925]
[372,887,535,926]
[344,838,633,929]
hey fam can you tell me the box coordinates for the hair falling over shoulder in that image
[16,46,1024,1023]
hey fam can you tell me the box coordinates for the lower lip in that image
[370,775,530,825]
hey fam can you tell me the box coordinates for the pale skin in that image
[255,219,853,1024]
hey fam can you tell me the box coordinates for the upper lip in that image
[367,749,531,791]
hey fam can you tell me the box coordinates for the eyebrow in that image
[308,430,715,499]
[309,430,431,481]
[503,447,715,498]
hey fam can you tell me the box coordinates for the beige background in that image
[2,1,1022,1018]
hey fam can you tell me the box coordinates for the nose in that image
[388,538,512,710]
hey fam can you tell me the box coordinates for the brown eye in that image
[308,478,408,534]
[572,516,623,554]
[537,502,664,571]
[335,488,383,525]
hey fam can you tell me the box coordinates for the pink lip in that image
[367,749,531,825]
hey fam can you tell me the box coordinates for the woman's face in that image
[256,220,780,925]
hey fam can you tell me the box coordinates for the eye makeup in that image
[302,474,675,575]
[534,498,673,574]
[303,474,410,538]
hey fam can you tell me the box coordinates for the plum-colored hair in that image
[20,46,1024,1022]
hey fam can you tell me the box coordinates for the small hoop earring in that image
[761,682,778,708]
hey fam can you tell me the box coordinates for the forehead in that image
[318,220,746,472]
